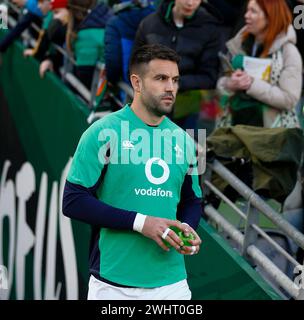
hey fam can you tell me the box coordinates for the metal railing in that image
[203,158,304,299]
[3,0,134,123]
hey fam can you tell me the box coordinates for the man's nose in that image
[165,79,174,91]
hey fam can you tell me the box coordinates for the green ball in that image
[177,230,195,246]
[163,226,195,247]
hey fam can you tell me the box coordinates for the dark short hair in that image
[129,44,180,75]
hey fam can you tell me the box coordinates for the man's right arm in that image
[62,121,138,229]
[62,181,185,251]
[62,180,137,229]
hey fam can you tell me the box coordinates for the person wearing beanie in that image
[50,0,68,10]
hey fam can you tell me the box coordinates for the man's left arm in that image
[177,173,202,230]
[176,173,203,255]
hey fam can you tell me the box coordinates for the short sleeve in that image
[67,121,115,188]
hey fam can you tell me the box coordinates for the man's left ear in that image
[130,74,142,93]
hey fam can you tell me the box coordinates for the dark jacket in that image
[207,0,244,27]
[78,3,113,31]
[134,0,221,91]
[105,4,155,84]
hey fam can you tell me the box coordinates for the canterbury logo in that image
[122,140,135,150]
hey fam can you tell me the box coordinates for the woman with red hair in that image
[217,0,302,127]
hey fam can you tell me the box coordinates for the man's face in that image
[174,0,201,18]
[139,59,179,117]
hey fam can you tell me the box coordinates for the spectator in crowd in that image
[134,0,221,130]
[24,0,68,77]
[104,0,155,88]
[0,0,45,55]
[66,0,113,89]
[62,44,202,300]
[217,0,302,128]
[194,1,245,136]
[39,0,113,89]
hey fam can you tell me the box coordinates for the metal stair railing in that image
[203,158,304,300]
[3,0,134,122]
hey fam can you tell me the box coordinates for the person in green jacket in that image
[66,0,113,89]
[38,0,113,89]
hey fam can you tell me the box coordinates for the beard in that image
[140,85,176,117]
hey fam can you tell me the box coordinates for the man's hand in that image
[178,223,202,255]
[141,217,187,251]
[141,217,202,254]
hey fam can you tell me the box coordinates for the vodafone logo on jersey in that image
[134,157,173,198]
[145,157,170,185]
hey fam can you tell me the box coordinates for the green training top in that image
[67,104,202,287]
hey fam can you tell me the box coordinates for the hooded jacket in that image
[217,25,302,127]
[134,0,221,91]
